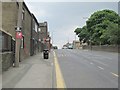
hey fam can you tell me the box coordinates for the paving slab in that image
[2,51,54,88]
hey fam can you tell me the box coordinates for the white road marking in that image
[90,62,94,65]
[110,72,119,77]
[83,50,89,51]
[97,66,104,70]
[92,60,108,66]
[93,55,113,60]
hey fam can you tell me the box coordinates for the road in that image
[2,49,118,88]
[54,49,118,88]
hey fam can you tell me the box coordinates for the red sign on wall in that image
[16,32,23,39]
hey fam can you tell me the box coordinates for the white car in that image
[62,46,68,49]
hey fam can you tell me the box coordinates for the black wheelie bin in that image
[43,49,49,59]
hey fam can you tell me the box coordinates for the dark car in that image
[53,46,58,49]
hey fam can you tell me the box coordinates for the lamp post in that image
[15,1,23,67]
[51,31,54,47]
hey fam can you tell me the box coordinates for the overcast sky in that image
[24,1,118,49]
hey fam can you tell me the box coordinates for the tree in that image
[74,9,120,45]
[74,28,82,35]
[101,22,119,45]
[74,26,90,44]
[86,9,119,45]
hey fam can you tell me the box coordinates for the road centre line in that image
[92,60,108,66]
[97,66,104,70]
[110,72,119,77]
[69,50,109,67]
[71,50,113,61]
[90,62,94,65]
[53,51,66,88]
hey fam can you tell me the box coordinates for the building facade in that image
[1,1,51,71]
[30,14,39,56]
[39,22,48,51]
[73,40,81,49]
[1,2,33,71]
[20,2,32,60]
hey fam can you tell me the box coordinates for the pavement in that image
[2,51,54,88]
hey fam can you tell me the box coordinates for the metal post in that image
[90,31,92,50]
[15,1,23,67]
[90,40,92,50]
[74,34,76,49]
[51,31,54,49]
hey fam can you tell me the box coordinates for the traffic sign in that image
[16,32,23,39]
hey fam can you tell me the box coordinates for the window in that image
[1,32,12,52]
[35,23,38,32]
[2,33,8,51]
[0,32,2,51]
[21,36,24,49]
[22,8,25,20]
[38,28,41,32]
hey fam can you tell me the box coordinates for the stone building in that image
[46,32,52,51]
[39,22,52,51]
[39,22,48,51]
[1,2,32,71]
[73,40,81,49]
[1,1,50,71]
[20,2,32,60]
[30,14,39,56]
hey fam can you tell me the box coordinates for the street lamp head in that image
[15,26,22,31]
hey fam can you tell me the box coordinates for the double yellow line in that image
[53,51,66,88]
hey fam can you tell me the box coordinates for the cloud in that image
[24,2,118,49]
[25,2,52,21]
[52,25,79,48]
[33,9,46,18]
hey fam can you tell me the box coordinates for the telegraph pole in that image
[15,1,23,67]
[68,37,69,43]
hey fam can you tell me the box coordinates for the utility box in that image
[43,49,49,59]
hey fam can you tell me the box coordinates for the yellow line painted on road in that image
[53,51,66,88]
[111,72,119,77]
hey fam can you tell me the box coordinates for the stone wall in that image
[1,52,14,71]
[20,3,32,61]
[82,45,119,52]
[2,2,18,39]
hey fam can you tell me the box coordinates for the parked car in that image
[68,44,73,49]
[53,46,58,49]
[62,46,68,49]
